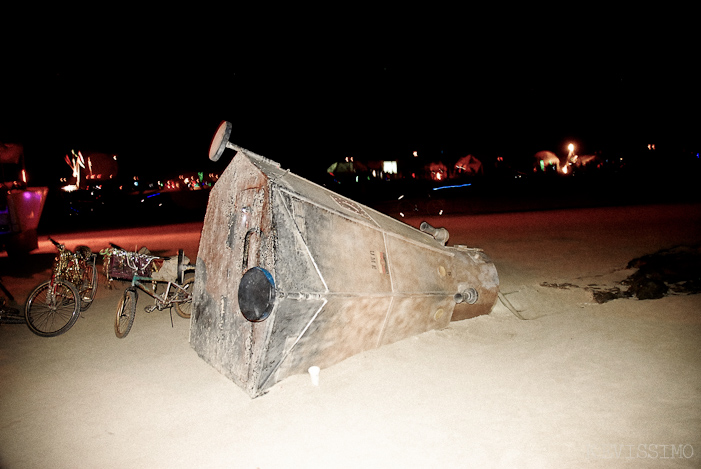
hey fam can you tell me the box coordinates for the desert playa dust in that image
[1,203,700,468]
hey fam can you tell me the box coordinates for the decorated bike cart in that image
[102,244,195,338]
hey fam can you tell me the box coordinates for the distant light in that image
[61,184,78,192]
[383,161,398,174]
[413,151,418,157]
[432,183,472,191]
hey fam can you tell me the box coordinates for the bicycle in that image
[24,238,98,337]
[103,244,195,338]
[397,193,447,218]
[0,278,25,324]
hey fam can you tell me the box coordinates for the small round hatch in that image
[238,267,276,322]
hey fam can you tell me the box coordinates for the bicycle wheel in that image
[79,257,98,311]
[427,198,446,216]
[174,278,194,319]
[115,288,137,338]
[398,199,421,218]
[25,280,80,337]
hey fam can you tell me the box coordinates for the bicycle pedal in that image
[145,306,156,313]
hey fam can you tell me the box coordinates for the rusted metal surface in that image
[190,122,499,398]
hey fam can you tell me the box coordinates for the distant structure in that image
[454,154,484,176]
[534,150,601,175]
[62,150,118,191]
[534,150,563,173]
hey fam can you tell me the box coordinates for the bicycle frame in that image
[49,240,95,291]
[41,240,94,306]
[129,275,192,313]
[24,239,96,337]
[112,246,195,338]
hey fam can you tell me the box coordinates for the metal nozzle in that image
[454,288,479,304]
[420,221,449,245]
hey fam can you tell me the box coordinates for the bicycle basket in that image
[106,249,155,280]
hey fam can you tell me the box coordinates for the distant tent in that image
[573,154,599,168]
[427,161,448,181]
[534,151,562,171]
[454,154,484,176]
[327,158,367,175]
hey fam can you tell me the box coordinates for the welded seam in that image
[278,188,453,257]
[376,295,394,349]
[257,298,328,390]
[276,189,329,292]
[375,230,395,348]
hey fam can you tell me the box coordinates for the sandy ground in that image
[1,203,700,468]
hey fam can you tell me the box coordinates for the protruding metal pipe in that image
[419,221,449,245]
[454,288,479,304]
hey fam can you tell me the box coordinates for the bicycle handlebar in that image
[48,238,64,249]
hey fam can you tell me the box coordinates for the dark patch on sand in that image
[542,245,701,303]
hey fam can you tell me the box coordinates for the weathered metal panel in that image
[191,122,499,397]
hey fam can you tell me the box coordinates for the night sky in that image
[3,14,698,185]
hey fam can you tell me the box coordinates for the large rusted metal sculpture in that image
[190,121,499,398]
